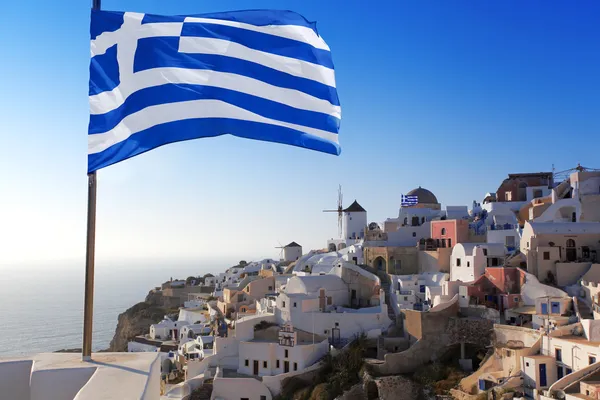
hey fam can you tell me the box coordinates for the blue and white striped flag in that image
[401,194,418,207]
[88,10,341,173]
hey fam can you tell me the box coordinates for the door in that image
[351,290,357,307]
[551,302,560,314]
[541,303,548,315]
[539,363,547,387]
[253,360,259,375]
[284,361,289,373]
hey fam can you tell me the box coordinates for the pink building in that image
[430,219,469,249]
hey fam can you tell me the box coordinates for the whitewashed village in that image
[4,166,600,400]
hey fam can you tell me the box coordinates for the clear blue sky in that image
[1,1,599,266]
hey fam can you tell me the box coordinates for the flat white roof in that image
[527,221,600,234]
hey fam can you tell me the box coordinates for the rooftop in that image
[343,200,366,213]
[406,186,438,205]
[0,352,159,400]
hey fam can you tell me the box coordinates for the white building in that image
[179,323,212,341]
[521,221,600,286]
[204,276,217,287]
[282,242,302,262]
[327,200,367,251]
[178,335,214,361]
[149,318,189,341]
[391,273,449,311]
[450,243,506,283]
[177,307,207,325]
[237,323,328,377]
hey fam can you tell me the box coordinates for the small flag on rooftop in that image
[88,10,341,173]
[401,194,418,207]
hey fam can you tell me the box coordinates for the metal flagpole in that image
[82,0,101,361]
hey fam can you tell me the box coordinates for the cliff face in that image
[108,295,173,352]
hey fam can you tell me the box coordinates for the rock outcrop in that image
[108,301,169,352]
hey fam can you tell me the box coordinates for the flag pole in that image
[82,171,97,360]
[82,0,101,361]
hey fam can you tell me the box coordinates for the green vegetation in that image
[277,333,368,400]
[254,320,278,331]
[412,362,467,396]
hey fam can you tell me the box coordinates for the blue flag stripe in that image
[89,118,340,172]
[181,22,333,69]
[140,10,319,32]
[88,83,341,135]
[133,37,340,106]
[89,44,120,96]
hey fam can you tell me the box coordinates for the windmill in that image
[275,241,285,261]
[323,185,344,237]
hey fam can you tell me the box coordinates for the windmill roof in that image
[343,200,366,212]
[285,242,302,248]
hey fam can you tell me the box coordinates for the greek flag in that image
[401,195,418,207]
[88,10,341,173]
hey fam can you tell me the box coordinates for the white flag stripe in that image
[178,36,335,87]
[89,67,341,119]
[88,99,339,154]
[184,17,330,51]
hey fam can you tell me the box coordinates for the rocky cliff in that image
[108,290,181,352]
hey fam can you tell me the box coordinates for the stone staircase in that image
[356,264,398,331]
[578,299,594,320]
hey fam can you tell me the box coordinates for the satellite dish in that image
[368,222,379,231]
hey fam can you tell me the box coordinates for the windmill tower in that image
[323,185,343,237]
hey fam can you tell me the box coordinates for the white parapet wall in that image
[211,377,272,400]
[0,352,161,400]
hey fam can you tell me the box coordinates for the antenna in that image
[323,185,343,237]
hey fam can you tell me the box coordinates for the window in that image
[441,228,446,236]
[268,286,273,291]
[282,301,286,308]
[335,322,339,327]
[412,232,416,237]
[566,368,572,374]
[294,362,298,371]
[557,366,563,379]
[263,361,267,368]
[467,261,470,267]
[555,348,562,362]
[505,236,515,247]
[543,252,550,260]
[245,359,249,367]
[533,189,543,198]
[505,191,512,201]
[506,350,512,357]
[293,302,297,308]
[491,258,499,267]
[327,296,332,305]
[284,349,288,358]
[527,241,529,248]
[277,360,280,368]
[483,248,488,256]
[404,296,408,301]
[456,258,461,267]
[590,356,597,365]
[241,398,249,400]
[261,396,267,400]
[525,362,530,367]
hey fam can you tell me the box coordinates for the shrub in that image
[309,383,330,400]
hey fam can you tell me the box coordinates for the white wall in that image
[128,341,159,352]
[385,225,430,246]
[344,211,366,240]
[211,377,272,400]
[237,339,328,377]
[283,246,302,262]
[0,360,33,400]
[31,367,96,400]
[277,303,391,340]
[487,228,520,250]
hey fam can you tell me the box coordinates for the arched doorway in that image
[338,243,347,251]
[566,239,577,262]
[373,256,386,272]
[328,243,337,252]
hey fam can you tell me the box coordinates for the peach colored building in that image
[430,219,469,249]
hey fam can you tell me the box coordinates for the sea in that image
[0,259,228,357]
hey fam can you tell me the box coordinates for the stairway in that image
[578,299,594,320]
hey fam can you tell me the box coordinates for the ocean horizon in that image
[0,259,231,357]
